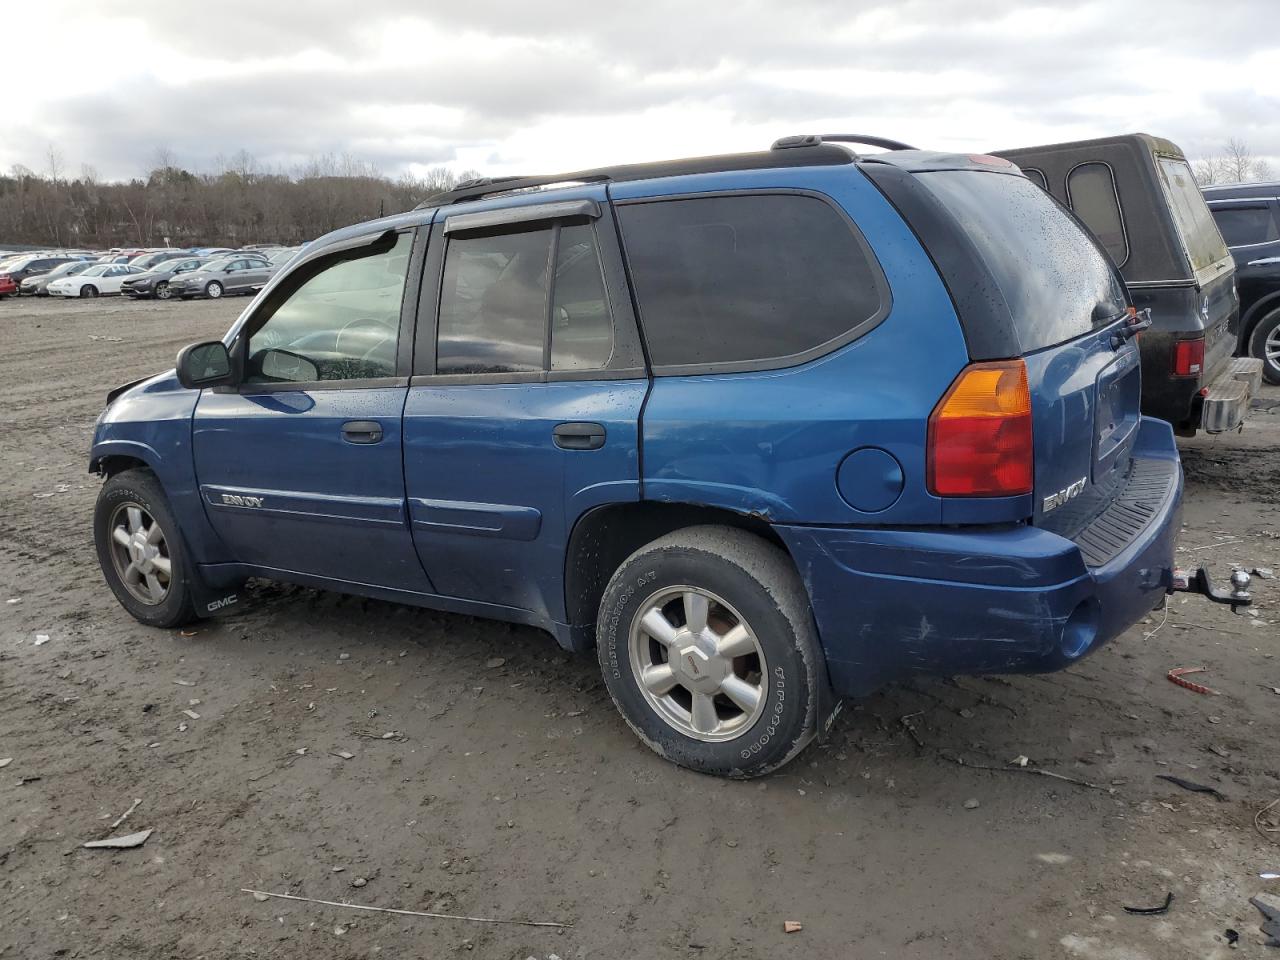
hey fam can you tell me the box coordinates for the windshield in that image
[1157,157,1230,275]
[80,264,111,277]
[919,170,1129,351]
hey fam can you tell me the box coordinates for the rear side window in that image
[1022,168,1048,191]
[1157,157,1230,273]
[617,194,885,371]
[1067,162,1129,266]
[919,171,1128,351]
[1209,204,1280,248]
[436,220,616,376]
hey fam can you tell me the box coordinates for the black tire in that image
[204,280,223,299]
[1249,309,1280,386]
[596,525,825,778]
[154,282,171,300]
[80,284,98,299]
[94,469,198,628]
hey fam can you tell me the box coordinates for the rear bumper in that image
[776,417,1182,698]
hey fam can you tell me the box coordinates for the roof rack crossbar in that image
[772,134,918,153]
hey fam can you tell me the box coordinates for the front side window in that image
[245,231,411,384]
[617,194,884,369]
[1210,204,1280,248]
[436,220,614,376]
[1067,162,1128,266]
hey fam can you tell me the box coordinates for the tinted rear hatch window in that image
[918,170,1128,352]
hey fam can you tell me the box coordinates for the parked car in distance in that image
[21,260,97,296]
[48,263,145,297]
[993,134,1262,435]
[121,256,213,300]
[0,275,16,298]
[0,253,84,291]
[166,255,273,299]
[129,250,192,272]
[1203,181,1280,384]
[92,137,1225,777]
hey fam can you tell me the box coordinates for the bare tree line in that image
[1192,138,1275,186]
[0,148,478,249]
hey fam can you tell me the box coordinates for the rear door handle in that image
[553,422,606,450]
[342,420,384,444]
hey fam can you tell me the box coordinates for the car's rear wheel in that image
[205,281,223,299]
[596,525,825,778]
[94,469,197,628]
[80,284,98,298]
[1250,309,1280,385]
[154,282,171,300]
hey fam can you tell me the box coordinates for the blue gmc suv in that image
[91,136,1189,777]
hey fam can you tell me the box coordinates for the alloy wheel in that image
[628,585,768,742]
[107,502,173,605]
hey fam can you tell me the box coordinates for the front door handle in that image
[342,420,384,444]
[553,422,606,450]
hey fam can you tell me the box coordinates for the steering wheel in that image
[334,317,395,361]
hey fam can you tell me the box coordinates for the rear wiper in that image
[1111,308,1152,348]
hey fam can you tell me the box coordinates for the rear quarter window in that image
[617,193,887,372]
[1066,162,1129,266]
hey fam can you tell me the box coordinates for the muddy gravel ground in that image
[2,295,1279,960]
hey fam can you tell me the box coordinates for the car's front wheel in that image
[154,282,171,300]
[94,469,197,628]
[1250,309,1280,385]
[596,525,825,778]
[205,280,223,299]
[80,284,98,298]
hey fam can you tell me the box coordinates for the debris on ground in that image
[1122,892,1173,916]
[83,828,153,850]
[963,798,981,810]
[1225,927,1239,946]
[783,920,803,933]
[1009,755,1030,767]
[240,888,572,928]
[33,634,50,646]
[1251,893,1280,947]
[182,709,201,720]
[1156,774,1227,801]
[17,776,41,786]
[173,680,195,687]
[351,877,368,888]
[110,798,142,829]
[1254,567,1275,580]
[485,657,506,669]
[0,758,11,769]
[1168,666,1220,695]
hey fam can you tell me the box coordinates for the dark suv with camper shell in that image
[995,134,1263,434]
[1203,181,1280,384]
[89,136,1250,778]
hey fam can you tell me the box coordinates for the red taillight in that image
[927,360,1033,497]
[1172,338,1204,377]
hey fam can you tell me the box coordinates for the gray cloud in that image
[4,0,1277,180]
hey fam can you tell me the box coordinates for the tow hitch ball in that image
[1171,567,1252,613]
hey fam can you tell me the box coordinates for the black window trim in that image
[223,225,425,395]
[411,198,646,386]
[1021,167,1049,191]
[1205,199,1280,250]
[612,187,892,377]
[1065,159,1131,268]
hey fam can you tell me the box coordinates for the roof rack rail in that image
[772,134,919,153]
[415,173,612,209]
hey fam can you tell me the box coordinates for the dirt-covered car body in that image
[90,140,1189,776]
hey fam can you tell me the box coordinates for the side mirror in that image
[176,341,236,390]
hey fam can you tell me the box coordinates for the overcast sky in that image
[3,0,1277,182]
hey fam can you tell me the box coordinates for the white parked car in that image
[47,263,145,298]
